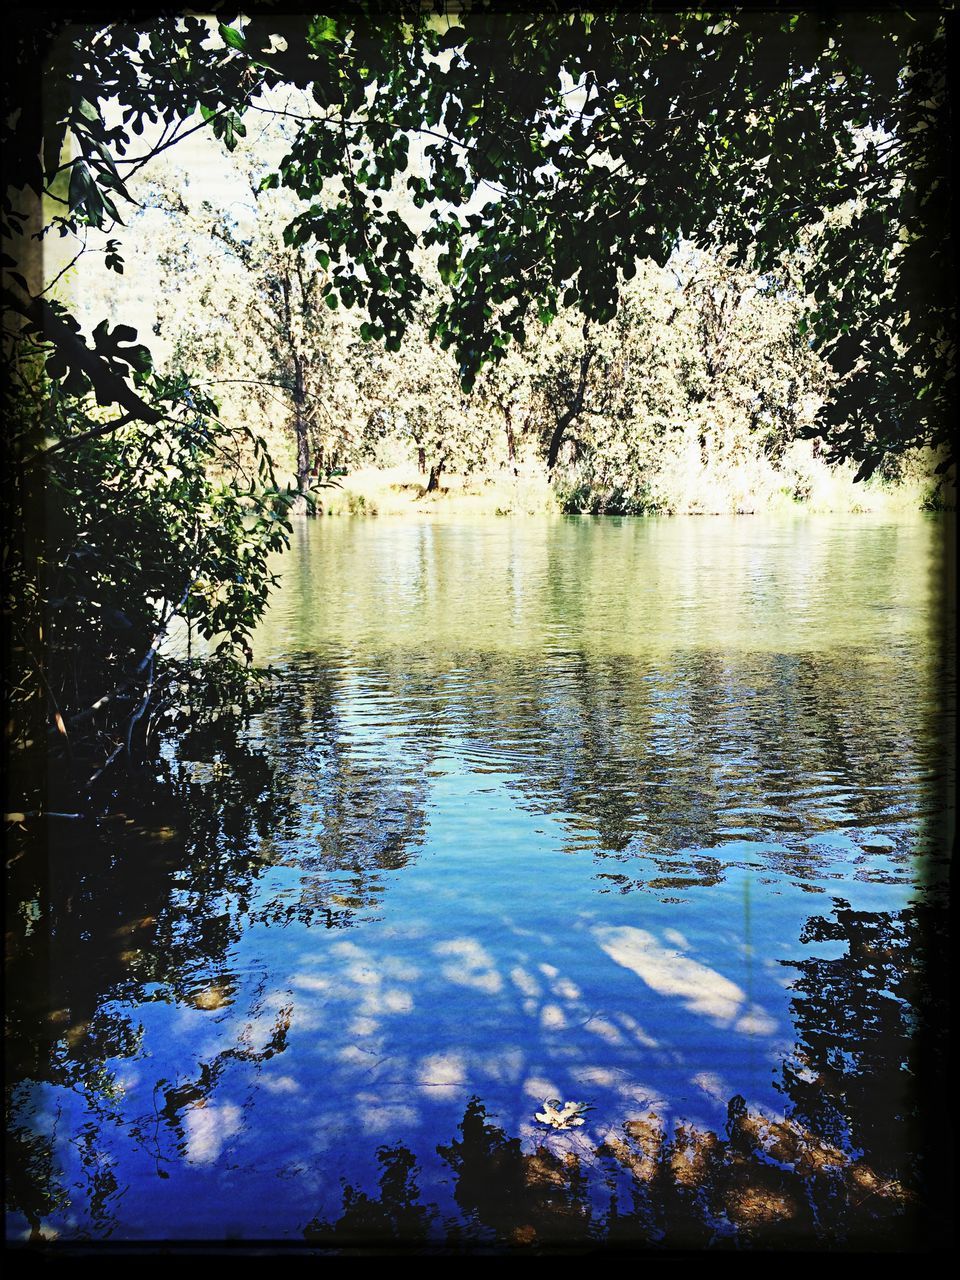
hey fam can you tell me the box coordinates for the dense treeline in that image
[77,140,947,518]
[125,151,833,511]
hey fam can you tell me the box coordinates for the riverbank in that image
[312,442,953,519]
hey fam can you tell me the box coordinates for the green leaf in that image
[219,24,247,52]
[67,162,92,211]
[309,17,339,45]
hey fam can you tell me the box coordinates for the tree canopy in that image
[4,3,956,477]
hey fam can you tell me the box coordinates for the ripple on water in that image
[6,515,953,1242]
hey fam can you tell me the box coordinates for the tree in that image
[475,342,536,471]
[6,8,954,474]
[2,361,301,816]
[350,272,498,489]
[134,157,362,507]
[495,252,825,512]
[3,18,308,813]
[669,245,826,468]
[265,7,954,476]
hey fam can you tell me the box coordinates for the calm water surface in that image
[7,515,954,1245]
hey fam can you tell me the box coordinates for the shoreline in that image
[300,460,955,520]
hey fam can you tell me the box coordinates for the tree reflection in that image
[116,632,933,934]
[304,1145,441,1248]
[300,1085,921,1252]
[4,685,433,1234]
[307,642,930,891]
[245,657,432,928]
[5,627,948,1246]
[775,899,949,1244]
[297,900,946,1252]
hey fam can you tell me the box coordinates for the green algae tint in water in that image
[6,515,953,1248]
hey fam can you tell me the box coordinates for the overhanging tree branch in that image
[3,281,162,425]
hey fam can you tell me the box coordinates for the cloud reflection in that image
[433,938,503,994]
[594,926,777,1035]
[183,1101,242,1165]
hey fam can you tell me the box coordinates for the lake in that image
[6,514,954,1248]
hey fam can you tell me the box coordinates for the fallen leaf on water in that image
[535,1099,592,1129]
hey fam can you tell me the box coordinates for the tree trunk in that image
[546,347,593,471]
[546,416,571,472]
[417,446,426,474]
[505,406,516,465]
[425,458,445,493]
[292,354,313,517]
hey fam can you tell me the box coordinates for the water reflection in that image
[595,926,778,1035]
[243,640,939,897]
[5,516,953,1247]
[779,900,949,1191]
[246,659,431,929]
[305,903,946,1251]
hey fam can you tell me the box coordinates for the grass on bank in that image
[307,438,954,518]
